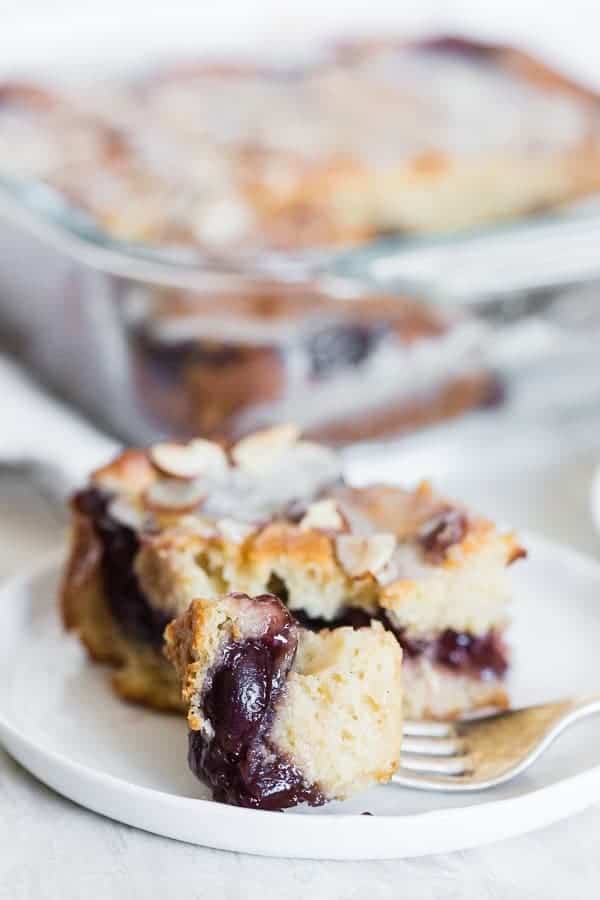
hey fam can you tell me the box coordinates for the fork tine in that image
[402,735,466,756]
[403,720,457,738]
[393,699,600,792]
[399,753,472,776]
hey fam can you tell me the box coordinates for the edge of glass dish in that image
[2,173,600,303]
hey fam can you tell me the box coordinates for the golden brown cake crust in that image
[72,436,525,632]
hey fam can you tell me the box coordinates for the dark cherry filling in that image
[292,607,374,632]
[136,335,245,380]
[292,608,507,680]
[396,628,508,679]
[306,323,385,378]
[73,487,170,647]
[189,593,324,810]
[269,548,508,679]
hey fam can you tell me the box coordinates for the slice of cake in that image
[61,425,524,718]
[164,591,403,809]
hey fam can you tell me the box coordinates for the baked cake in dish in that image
[131,282,496,444]
[61,425,524,719]
[2,36,600,255]
[164,591,403,809]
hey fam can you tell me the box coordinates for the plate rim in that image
[589,463,600,537]
[1,537,600,860]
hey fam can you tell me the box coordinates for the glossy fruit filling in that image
[397,627,508,678]
[73,487,170,647]
[292,608,508,679]
[188,593,324,810]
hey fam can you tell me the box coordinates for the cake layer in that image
[402,657,509,720]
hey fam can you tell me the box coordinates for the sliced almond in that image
[150,439,229,480]
[299,498,346,533]
[231,424,300,474]
[336,533,397,580]
[108,496,148,532]
[92,449,157,495]
[375,558,401,587]
[216,518,257,544]
[143,479,205,513]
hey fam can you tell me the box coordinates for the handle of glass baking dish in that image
[350,209,600,303]
[0,355,120,513]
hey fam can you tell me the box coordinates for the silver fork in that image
[394,696,600,791]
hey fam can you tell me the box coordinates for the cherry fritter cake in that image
[164,590,403,809]
[61,424,525,719]
[3,37,600,253]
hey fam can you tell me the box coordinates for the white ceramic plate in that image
[589,463,600,537]
[1,538,600,860]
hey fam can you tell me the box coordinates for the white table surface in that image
[3,411,600,899]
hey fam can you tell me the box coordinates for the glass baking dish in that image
[2,33,600,446]
[0,179,499,445]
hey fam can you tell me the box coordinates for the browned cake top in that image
[2,36,599,253]
[87,425,523,598]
